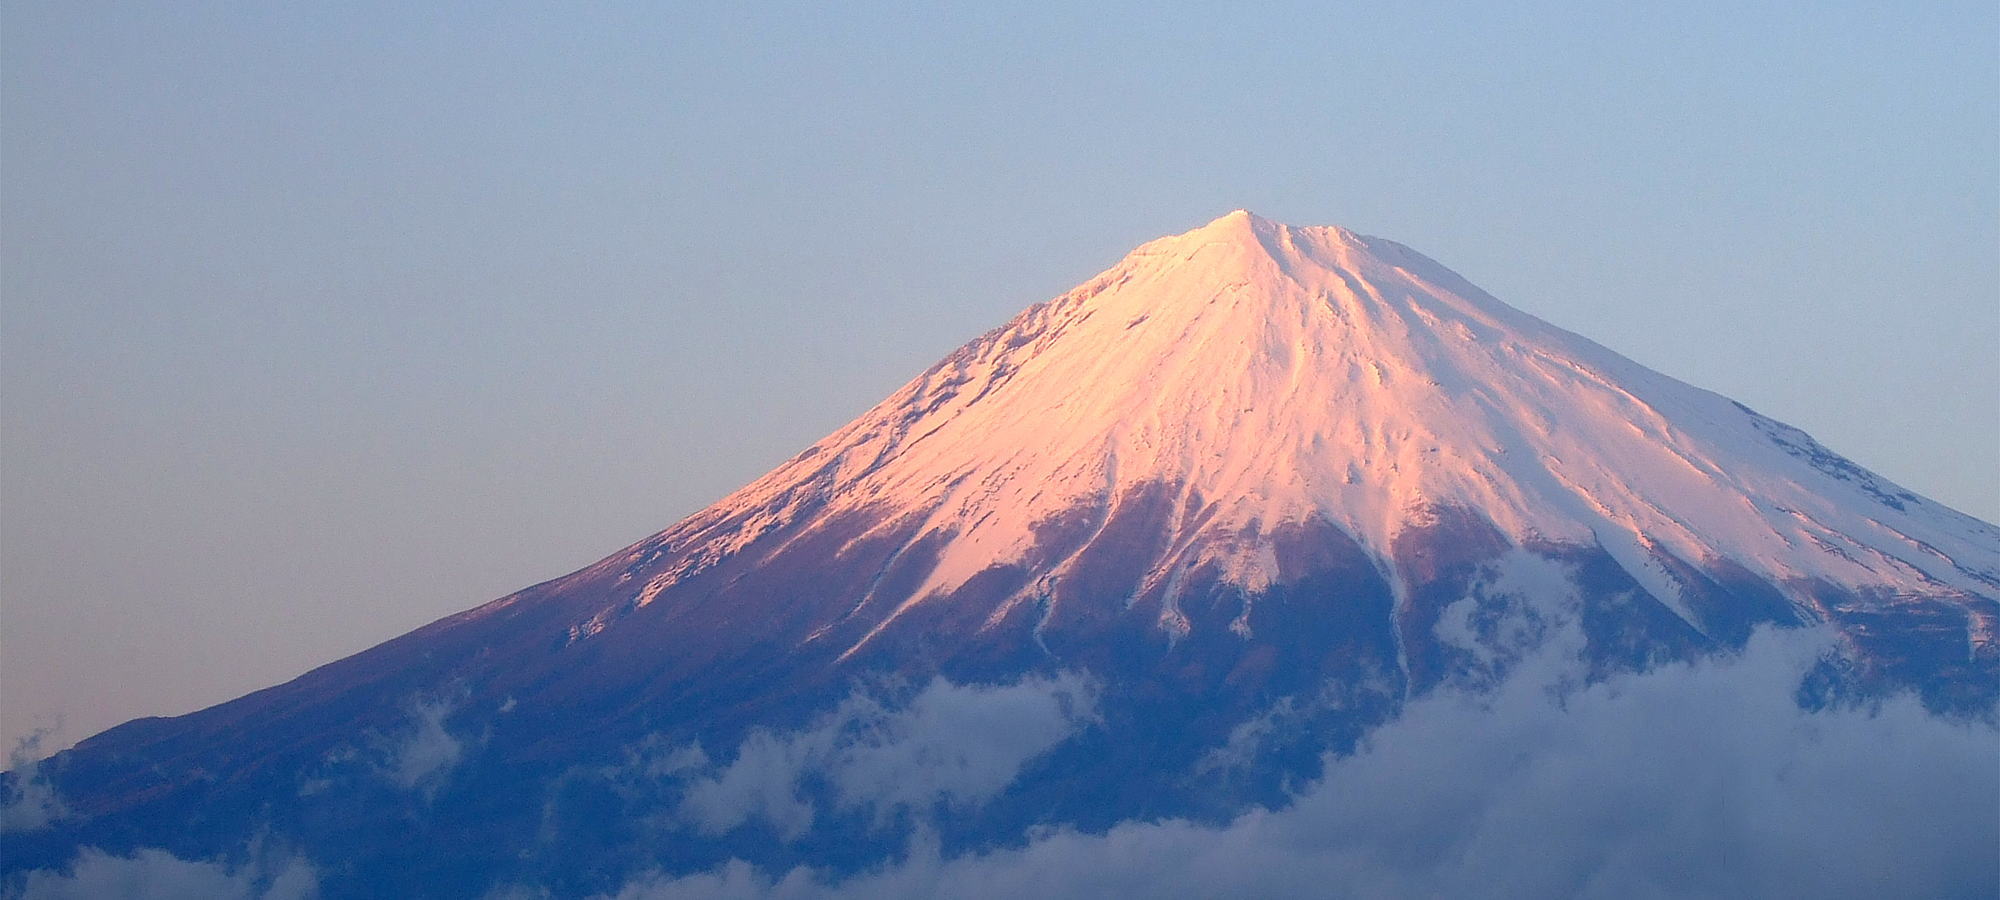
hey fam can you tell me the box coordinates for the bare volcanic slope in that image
[8,211,1997,897]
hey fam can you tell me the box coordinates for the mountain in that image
[6,211,1997,898]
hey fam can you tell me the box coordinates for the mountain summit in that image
[630,209,1997,661]
[8,213,1996,897]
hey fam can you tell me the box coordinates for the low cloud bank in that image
[600,628,2000,899]
[14,624,1994,898]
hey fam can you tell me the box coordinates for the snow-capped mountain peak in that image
[621,212,1998,653]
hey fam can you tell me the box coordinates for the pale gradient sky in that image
[3,1,1995,753]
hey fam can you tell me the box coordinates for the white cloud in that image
[679,729,818,841]
[383,695,468,793]
[15,846,318,900]
[676,674,1097,840]
[1,728,69,834]
[602,627,2000,899]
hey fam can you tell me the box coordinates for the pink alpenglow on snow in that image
[611,210,1998,656]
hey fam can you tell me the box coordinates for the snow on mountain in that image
[593,210,1999,657]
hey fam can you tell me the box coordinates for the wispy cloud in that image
[382,694,469,794]
[0,728,69,834]
[14,845,318,900]
[674,674,1098,840]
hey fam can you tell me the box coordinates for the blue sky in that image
[3,0,1994,751]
